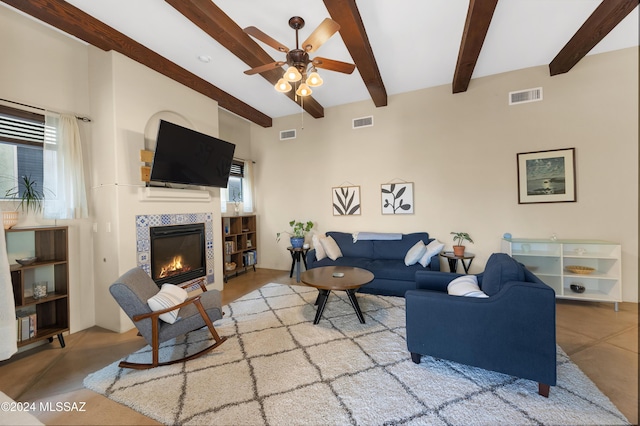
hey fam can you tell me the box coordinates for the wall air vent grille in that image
[280,129,296,140]
[352,116,374,129]
[509,87,543,105]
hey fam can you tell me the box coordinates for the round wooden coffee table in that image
[300,266,374,324]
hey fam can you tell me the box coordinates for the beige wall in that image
[252,47,638,302]
[88,50,223,332]
[0,6,95,333]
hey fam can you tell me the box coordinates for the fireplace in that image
[149,223,205,287]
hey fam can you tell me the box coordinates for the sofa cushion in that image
[418,240,444,267]
[327,231,374,258]
[312,256,372,270]
[367,259,425,281]
[480,253,525,296]
[320,236,343,261]
[373,232,431,260]
[404,240,427,266]
[312,234,327,261]
[447,275,488,298]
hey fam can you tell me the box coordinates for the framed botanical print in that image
[381,182,414,214]
[332,186,361,215]
[517,148,576,204]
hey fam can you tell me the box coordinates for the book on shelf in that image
[16,312,37,342]
[244,250,257,266]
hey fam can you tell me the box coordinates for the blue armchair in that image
[406,253,556,397]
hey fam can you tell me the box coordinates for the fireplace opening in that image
[149,223,205,287]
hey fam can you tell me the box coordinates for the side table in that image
[440,251,475,274]
[287,246,309,282]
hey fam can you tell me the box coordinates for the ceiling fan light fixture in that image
[296,83,312,97]
[275,78,292,93]
[306,70,323,87]
[284,66,302,82]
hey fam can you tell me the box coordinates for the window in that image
[0,105,45,198]
[226,160,244,203]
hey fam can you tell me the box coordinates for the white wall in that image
[252,48,638,302]
[1,6,95,333]
[88,50,223,332]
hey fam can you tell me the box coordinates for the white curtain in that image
[242,160,254,213]
[0,224,17,360]
[43,113,89,220]
[220,187,228,213]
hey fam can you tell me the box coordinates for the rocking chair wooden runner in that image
[109,267,227,369]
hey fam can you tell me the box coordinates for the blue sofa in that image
[306,231,440,297]
[405,253,557,396]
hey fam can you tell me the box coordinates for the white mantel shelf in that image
[138,186,211,202]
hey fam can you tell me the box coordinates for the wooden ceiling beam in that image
[167,0,324,119]
[452,0,499,94]
[323,0,387,107]
[1,0,273,127]
[549,0,639,76]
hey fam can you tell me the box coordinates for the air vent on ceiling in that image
[352,116,374,129]
[280,129,296,140]
[509,87,543,105]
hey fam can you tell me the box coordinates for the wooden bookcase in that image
[6,226,69,348]
[222,215,257,281]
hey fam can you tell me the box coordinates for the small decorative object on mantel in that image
[450,232,473,256]
[276,220,314,248]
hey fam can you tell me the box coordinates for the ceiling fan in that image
[243,16,356,97]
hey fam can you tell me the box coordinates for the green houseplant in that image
[5,175,46,213]
[276,220,314,248]
[450,232,473,256]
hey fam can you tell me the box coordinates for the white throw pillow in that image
[447,275,488,298]
[147,283,189,324]
[319,235,343,261]
[312,234,327,261]
[419,240,445,267]
[404,240,427,266]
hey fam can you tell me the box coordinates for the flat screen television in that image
[149,120,236,188]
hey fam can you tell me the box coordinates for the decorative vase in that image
[290,237,304,249]
[2,211,18,229]
[453,245,465,256]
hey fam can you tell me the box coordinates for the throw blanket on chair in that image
[0,225,17,360]
[353,232,403,242]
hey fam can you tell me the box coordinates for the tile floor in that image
[0,268,637,425]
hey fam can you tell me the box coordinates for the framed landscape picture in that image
[332,185,361,216]
[517,148,576,204]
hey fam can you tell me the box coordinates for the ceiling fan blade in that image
[244,61,286,75]
[302,18,340,53]
[312,57,356,74]
[244,26,289,53]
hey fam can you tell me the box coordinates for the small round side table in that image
[440,251,475,274]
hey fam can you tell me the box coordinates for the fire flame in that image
[158,256,191,279]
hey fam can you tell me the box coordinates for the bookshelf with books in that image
[6,226,69,348]
[222,215,257,281]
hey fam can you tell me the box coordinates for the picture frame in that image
[381,182,414,214]
[332,186,361,216]
[517,148,576,204]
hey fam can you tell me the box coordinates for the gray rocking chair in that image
[109,267,227,369]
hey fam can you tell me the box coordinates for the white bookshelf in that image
[501,238,622,311]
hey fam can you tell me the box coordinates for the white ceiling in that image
[18,1,640,119]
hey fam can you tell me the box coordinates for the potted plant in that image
[3,175,46,228]
[450,232,473,256]
[276,220,314,248]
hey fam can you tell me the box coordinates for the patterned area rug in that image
[84,283,629,425]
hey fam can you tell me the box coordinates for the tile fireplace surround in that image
[135,212,214,284]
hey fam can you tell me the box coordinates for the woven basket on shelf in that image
[565,265,595,275]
